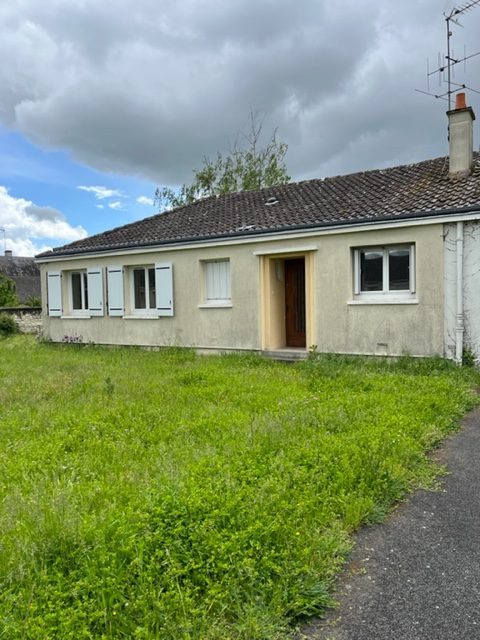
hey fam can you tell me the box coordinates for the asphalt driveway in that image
[300,406,480,640]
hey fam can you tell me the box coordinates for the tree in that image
[155,112,290,210]
[0,273,18,307]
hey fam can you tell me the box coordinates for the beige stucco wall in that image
[312,225,444,357]
[40,244,262,350]
[39,221,445,357]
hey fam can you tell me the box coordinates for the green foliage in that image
[155,113,290,210]
[463,344,477,367]
[0,312,17,335]
[25,295,41,307]
[0,338,478,639]
[0,272,19,307]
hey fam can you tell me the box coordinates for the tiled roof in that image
[38,153,480,258]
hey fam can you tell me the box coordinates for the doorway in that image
[284,258,306,347]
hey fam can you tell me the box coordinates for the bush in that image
[0,273,19,307]
[25,295,41,307]
[0,312,18,336]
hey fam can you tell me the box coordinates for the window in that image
[132,266,156,312]
[71,271,89,311]
[203,259,231,305]
[69,268,104,315]
[47,268,104,317]
[354,245,415,299]
[128,263,174,317]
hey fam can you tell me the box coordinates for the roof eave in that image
[35,204,480,261]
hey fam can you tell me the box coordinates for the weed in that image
[0,312,17,336]
[463,344,476,367]
[62,334,83,344]
[104,377,115,395]
[0,337,478,639]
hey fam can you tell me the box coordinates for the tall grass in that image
[0,337,478,639]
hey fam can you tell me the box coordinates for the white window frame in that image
[65,268,104,317]
[69,270,90,315]
[200,259,231,307]
[130,265,157,316]
[128,263,174,317]
[353,244,416,303]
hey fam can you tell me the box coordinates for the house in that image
[36,94,480,362]
[0,250,41,304]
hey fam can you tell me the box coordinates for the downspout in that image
[455,221,464,364]
[447,92,474,365]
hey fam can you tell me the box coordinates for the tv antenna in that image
[416,1,480,110]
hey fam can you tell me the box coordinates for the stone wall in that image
[0,307,42,334]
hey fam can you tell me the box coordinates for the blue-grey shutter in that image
[155,262,174,316]
[107,266,124,316]
[47,271,62,316]
[87,268,104,316]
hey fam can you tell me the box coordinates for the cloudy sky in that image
[1,0,479,256]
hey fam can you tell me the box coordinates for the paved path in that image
[300,407,480,640]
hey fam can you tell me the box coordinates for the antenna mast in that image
[416,1,480,107]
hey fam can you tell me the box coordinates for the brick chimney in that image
[447,92,476,176]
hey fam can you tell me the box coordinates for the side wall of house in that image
[39,222,445,357]
[444,222,480,362]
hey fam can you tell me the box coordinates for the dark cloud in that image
[24,203,65,222]
[1,0,479,186]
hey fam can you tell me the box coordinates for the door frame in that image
[260,250,315,351]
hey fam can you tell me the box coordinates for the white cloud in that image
[0,186,87,256]
[77,185,124,200]
[137,195,154,206]
[108,201,124,210]
[96,204,104,209]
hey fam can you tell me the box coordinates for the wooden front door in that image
[285,258,306,347]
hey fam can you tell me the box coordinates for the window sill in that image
[61,314,92,319]
[198,302,232,309]
[123,314,160,320]
[348,297,418,306]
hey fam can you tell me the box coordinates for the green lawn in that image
[0,336,478,639]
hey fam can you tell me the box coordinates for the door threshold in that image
[262,348,308,362]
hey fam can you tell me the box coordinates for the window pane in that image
[360,251,383,291]
[72,273,82,309]
[389,249,410,291]
[134,269,146,308]
[148,268,156,309]
[205,261,230,300]
[83,272,89,310]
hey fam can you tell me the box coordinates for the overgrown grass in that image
[0,337,478,639]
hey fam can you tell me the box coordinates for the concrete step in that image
[261,349,308,362]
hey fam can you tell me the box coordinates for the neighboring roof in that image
[0,256,41,302]
[37,153,480,259]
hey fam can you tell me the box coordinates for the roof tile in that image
[38,153,480,257]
